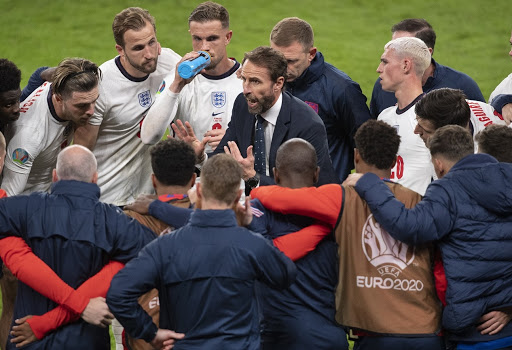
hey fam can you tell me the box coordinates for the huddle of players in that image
[0,2,512,350]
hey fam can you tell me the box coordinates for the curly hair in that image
[0,59,21,93]
[150,139,196,186]
[354,120,401,170]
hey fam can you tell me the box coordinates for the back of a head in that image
[270,17,314,50]
[384,37,431,78]
[415,88,470,129]
[52,58,101,99]
[275,138,317,183]
[201,154,242,205]
[112,7,156,47]
[188,1,229,28]
[428,125,474,162]
[56,145,97,182]
[475,124,512,162]
[150,139,196,186]
[243,46,288,83]
[0,59,21,94]
[355,120,401,170]
[392,18,432,34]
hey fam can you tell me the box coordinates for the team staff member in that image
[74,7,181,206]
[270,17,372,182]
[0,145,169,350]
[107,154,297,349]
[142,2,242,153]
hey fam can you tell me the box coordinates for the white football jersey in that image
[163,60,242,153]
[467,99,508,151]
[378,104,433,196]
[89,48,181,206]
[2,82,72,195]
[488,73,512,103]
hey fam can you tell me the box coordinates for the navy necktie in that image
[253,115,266,175]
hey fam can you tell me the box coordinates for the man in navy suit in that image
[216,46,337,191]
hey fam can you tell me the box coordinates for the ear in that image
[225,30,233,45]
[54,93,63,104]
[273,167,280,184]
[433,157,445,178]
[188,173,197,189]
[91,172,98,184]
[274,76,285,92]
[308,47,317,62]
[115,44,124,57]
[428,47,433,55]
[233,188,243,205]
[196,182,203,200]
[313,166,320,185]
[52,169,58,183]
[403,58,412,74]
[151,173,157,190]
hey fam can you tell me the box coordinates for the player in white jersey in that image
[1,58,100,196]
[414,88,508,152]
[73,7,180,206]
[141,2,242,153]
[489,30,512,103]
[378,100,433,195]
[376,37,432,195]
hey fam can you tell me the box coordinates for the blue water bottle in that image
[178,51,211,79]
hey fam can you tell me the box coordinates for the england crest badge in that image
[138,90,152,108]
[211,91,226,108]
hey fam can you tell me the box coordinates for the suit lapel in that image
[269,93,291,171]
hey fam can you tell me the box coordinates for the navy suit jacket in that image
[214,91,337,186]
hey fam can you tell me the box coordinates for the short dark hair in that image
[112,7,156,47]
[428,125,474,162]
[354,120,401,170]
[201,154,242,205]
[188,2,229,28]
[0,59,21,93]
[392,18,436,51]
[243,46,288,82]
[275,138,317,178]
[150,139,196,186]
[415,88,470,129]
[52,58,101,98]
[475,124,512,163]
[270,17,314,50]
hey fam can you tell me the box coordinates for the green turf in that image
[0,1,510,349]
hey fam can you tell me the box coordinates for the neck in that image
[357,164,392,180]
[394,78,423,109]
[120,56,147,79]
[51,94,64,120]
[155,185,190,196]
[205,57,234,77]
[279,176,314,189]
[421,62,435,85]
[201,198,233,210]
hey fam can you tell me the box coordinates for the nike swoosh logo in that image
[212,112,224,116]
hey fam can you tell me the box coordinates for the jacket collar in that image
[189,209,238,228]
[450,153,498,173]
[287,51,325,89]
[50,180,101,199]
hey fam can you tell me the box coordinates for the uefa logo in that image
[361,214,415,277]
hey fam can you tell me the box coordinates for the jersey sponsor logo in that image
[212,123,222,130]
[12,148,29,165]
[362,214,415,277]
[212,111,224,117]
[211,91,226,108]
[305,101,319,114]
[157,81,166,94]
[138,90,152,108]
